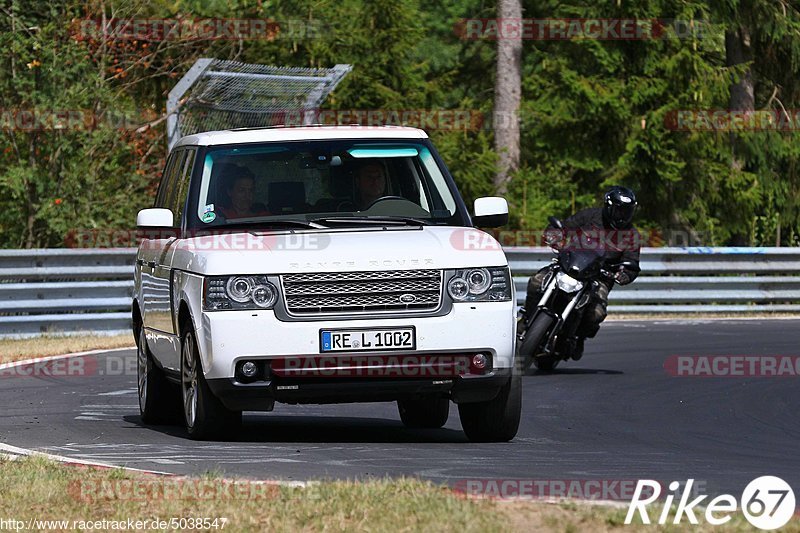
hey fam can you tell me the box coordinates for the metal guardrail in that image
[0,247,798,338]
[509,247,800,313]
[0,249,136,337]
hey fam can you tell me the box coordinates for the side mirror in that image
[137,208,174,229]
[547,216,564,230]
[472,197,509,228]
[616,260,641,273]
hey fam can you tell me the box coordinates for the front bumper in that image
[197,301,515,377]
[206,367,513,411]
[194,300,516,407]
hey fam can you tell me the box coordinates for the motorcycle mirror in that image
[548,216,564,230]
[616,260,641,272]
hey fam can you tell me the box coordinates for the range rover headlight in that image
[447,266,511,302]
[466,268,491,295]
[204,275,279,310]
[227,276,254,303]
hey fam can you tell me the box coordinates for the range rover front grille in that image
[281,269,443,315]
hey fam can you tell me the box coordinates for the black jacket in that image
[558,207,641,284]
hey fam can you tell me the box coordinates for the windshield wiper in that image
[220,219,327,230]
[310,216,429,227]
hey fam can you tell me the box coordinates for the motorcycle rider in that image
[522,186,642,360]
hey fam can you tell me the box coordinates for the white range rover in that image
[133,126,520,442]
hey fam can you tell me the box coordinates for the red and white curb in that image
[0,346,135,373]
[0,441,175,476]
[0,348,311,487]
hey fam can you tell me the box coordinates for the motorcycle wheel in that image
[532,355,560,372]
[519,313,556,369]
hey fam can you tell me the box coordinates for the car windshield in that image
[192,140,461,228]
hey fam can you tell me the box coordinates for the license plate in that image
[320,327,416,352]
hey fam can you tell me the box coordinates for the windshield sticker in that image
[201,211,216,223]
[203,203,214,213]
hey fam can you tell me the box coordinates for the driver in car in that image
[355,161,388,210]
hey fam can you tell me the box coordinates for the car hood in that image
[170,226,507,275]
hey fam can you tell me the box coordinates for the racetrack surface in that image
[1,319,798,496]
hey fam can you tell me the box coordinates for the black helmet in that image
[603,186,637,229]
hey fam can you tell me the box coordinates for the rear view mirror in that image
[472,197,509,228]
[137,208,174,229]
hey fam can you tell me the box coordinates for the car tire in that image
[397,397,450,429]
[458,373,522,442]
[137,327,180,425]
[181,329,242,440]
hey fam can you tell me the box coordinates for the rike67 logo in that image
[626,476,796,530]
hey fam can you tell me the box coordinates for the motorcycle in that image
[517,216,638,372]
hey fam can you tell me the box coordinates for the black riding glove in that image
[615,269,633,285]
[543,228,564,248]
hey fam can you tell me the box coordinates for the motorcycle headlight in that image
[555,271,584,293]
[448,267,511,302]
[204,275,278,310]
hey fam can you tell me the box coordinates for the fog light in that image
[448,277,469,301]
[472,354,488,370]
[241,361,258,378]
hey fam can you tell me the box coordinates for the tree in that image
[1,0,798,247]
[493,0,522,195]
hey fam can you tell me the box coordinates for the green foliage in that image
[510,0,800,243]
[0,1,155,247]
[0,0,798,247]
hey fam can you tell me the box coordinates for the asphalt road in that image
[1,319,798,496]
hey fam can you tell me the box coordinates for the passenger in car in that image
[218,166,270,219]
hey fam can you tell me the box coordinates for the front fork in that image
[519,272,590,355]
